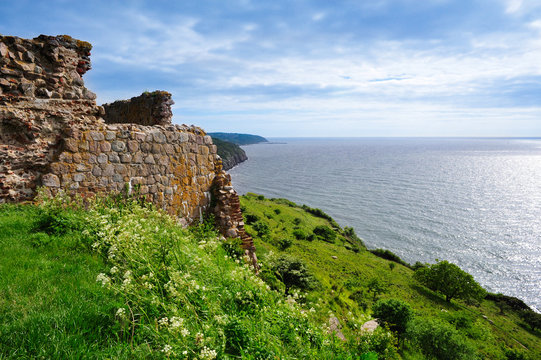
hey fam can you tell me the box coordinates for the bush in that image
[372,299,413,337]
[222,237,245,259]
[293,218,302,225]
[313,225,337,243]
[519,309,541,331]
[277,238,293,250]
[367,277,388,300]
[271,255,317,295]
[274,209,281,215]
[244,214,259,225]
[252,221,270,237]
[414,260,486,303]
[369,249,409,267]
[292,229,307,240]
[406,317,477,360]
[349,290,369,311]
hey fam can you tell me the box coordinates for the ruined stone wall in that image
[213,164,257,268]
[0,35,216,224]
[0,34,256,263]
[1,35,101,202]
[103,91,174,126]
[44,124,217,224]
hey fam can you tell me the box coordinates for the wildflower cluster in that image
[37,192,395,358]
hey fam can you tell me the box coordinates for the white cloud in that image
[506,0,523,14]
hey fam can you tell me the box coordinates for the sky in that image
[1,0,540,137]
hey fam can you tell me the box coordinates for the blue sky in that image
[1,0,540,137]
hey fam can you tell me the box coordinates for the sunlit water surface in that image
[230,138,541,311]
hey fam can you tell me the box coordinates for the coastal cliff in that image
[211,137,248,170]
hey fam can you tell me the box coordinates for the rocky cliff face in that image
[212,137,248,170]
[0,34,256,261]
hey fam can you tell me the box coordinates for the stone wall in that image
[213,164,257,268]
[103,91,174,126]
[44,124,217,224]
[0,34,256,263]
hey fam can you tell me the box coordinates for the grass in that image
[0,204,127,358]
[0,191,539,359]
[240,193,541,360]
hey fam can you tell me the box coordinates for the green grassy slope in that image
[0,204,127,358]
[0,196,394,359]
[240,193,541,360]
[1,193,538,359]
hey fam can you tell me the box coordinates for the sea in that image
[229,138,541,312]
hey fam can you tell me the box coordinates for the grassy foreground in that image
[0,192,539,359]
[240,193,541,360]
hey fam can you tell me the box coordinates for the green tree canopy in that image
[372,298,414,337]
[272,255,317,295]
[413,260,486,303]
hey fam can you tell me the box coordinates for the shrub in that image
[367,277,388,300]
[406,317,477,360]
[277,238,293,250]
[271,255,317,295]
[257,195,265,200]
[252,221,270,237]
[355,328,399,359]
[349,290,368,311]
[293,218,302,225]
[274,209,281,215]
[369,249,409,267]
[292,229,307,240]
[519,309,541,331]
[413,260,486,303]
[372,299,413,337]
[244,214,259,225]
[313,225,336,243]
[222,237,245,259]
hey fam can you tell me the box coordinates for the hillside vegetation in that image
[0,191,539,359]
[208,132,268,145]
[240,193,541,360]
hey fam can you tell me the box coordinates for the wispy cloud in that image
[1,0,540,136]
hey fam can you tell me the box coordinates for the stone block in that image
[109,153,120,163]
[100,142,111,152]
[97,154,108,164]
[111,140,126,152]
[105,131,116,140]
[42,173,60,187]
[120,154,132,163]
[89,131,105,141]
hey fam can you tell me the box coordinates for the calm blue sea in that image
[229,138,541,311]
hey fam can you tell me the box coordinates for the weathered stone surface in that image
[42,173,60,187]
[0,33,255,268]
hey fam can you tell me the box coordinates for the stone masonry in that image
[0,34,256,262]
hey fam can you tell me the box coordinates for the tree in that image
[406,317,476,360]
[372,298,413,338]
[413,260,486,303]
[367,277,388,300]
[272,255,317,295]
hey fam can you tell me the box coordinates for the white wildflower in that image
[162,344,172,355]
[116,307,126,318]
[170,317,184,329]
[158,317,169,327]
[110,266,118,274]
[96,273,110,286]
[199,346,217,360]
[181,328,190,337]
